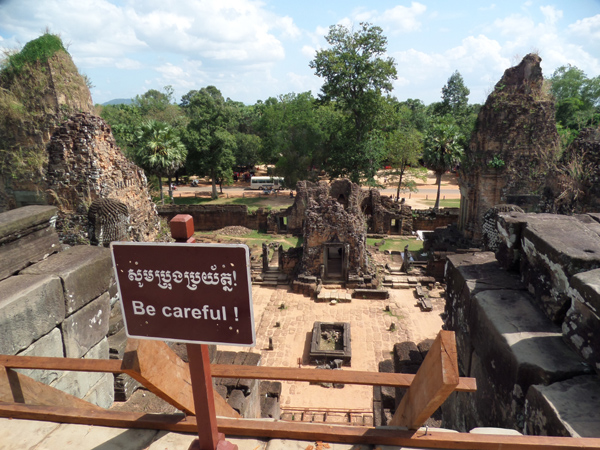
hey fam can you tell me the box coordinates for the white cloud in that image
[568,14,600,41]
[338,2,426,35]
[275,16,302,40]
[302,45,316,59]
[381,3,427,33]
[540,5,563,25]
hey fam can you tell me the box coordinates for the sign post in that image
[111,215,254,450]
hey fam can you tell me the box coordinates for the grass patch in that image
[194,229,303,250]
[420,199,461,208]
[367,237,423,253]
[383,309,404,321]
[173,195,293,212]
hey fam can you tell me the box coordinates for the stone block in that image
[51,338,110,400]
[227,389,246,414]
[83,372,115,409]
[237,352,261,392]
[21,245,114,315]
[0,274,65,355]
[520,217,600,323]
[417,338,434,358]
[524,375,600,437]
[16,327,64,385]
[62,292,110,358]
[260,395,280,419]
[215,384,228,400]
[378,359,394,373]
[445,252,524,373]
[0,226,60,282]
[259,381,282,399]
[470,289,591,429]
[393,341,423,371]
[564,268,600,373]
[0,205,57,240]
[108,326,128,360]
[114,372,142,402]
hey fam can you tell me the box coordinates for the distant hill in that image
[102,98,133,106]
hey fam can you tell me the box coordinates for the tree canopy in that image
[310,22,397,184]
[132,120,187,204]
[181,86,237,199]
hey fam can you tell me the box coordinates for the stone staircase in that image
[253,266,289,287]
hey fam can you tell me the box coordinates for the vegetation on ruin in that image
[0,32,91,183]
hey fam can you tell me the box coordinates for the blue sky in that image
[1,0,599,105]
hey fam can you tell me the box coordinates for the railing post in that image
[170,214,237,450]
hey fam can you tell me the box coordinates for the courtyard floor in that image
[217,284,445,420]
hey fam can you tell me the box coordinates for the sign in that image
[111,242,255,346]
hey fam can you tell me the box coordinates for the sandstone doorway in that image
[324,243,348,281]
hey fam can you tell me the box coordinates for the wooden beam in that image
[0,367,102,411]
[1,402,599,450]
[0,355,126,374]
[210,364,476,392]
[0,354,477,392]
[389,330,459,429]
[122,339,239,419]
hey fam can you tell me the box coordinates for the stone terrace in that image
[218,284,445,423]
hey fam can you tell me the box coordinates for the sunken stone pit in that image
[309,321,352,366]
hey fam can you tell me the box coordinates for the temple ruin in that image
[458,53,561,243]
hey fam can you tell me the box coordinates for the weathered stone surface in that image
[445,252,524,373]
[521,216,600,323]
[16,327,64,385]
[524,375,600,437]
[259,381,282,399]
[393,341,423,371]
[0,205,57,239]
[469,427,522,435]
[0,226,60,282]
[21,245,114,314]
[0,418,61,449]
[46,113,159,244]
[148,431,268,450]
[62,292,110,358]
[563,268,600,373]
[227,389,246,414]
[0,274,65,355]
[265,439,369,450]
[83,372,115,409]
[459,54,560,243]
[51,337,110,401]
[29,422,158,450]
[470,289,591,429]
[260,395,280,419]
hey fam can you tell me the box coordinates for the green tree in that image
[386,126,424,200]
[255,92,330,188]
[310,22,397,184]
[99,104,143,153]
[133,120,187,204]
[440,71,470,117]
[181,87,236,199]
[430,71,478,150]
[133,85,186,128]
[422,116,463,210]
[550,65,600,143]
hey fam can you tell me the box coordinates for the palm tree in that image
[133,120,187,204]
[422,117,463,210]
